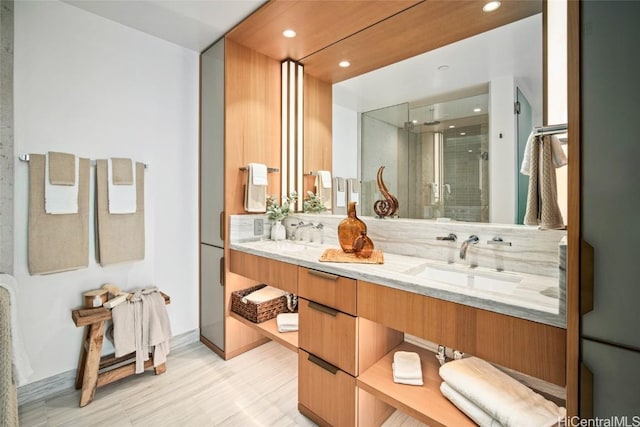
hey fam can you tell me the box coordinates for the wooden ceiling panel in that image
[226,0,421,62]
[300,0,542,83]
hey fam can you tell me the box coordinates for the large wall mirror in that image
[332,10,567,224]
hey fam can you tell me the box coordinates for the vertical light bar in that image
[281,61,289,201]
[296,63,304,212]
[288,61,296,200]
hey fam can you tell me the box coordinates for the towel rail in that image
[533,123,568,136]
[18,154,148,169]
[239,166,279,173]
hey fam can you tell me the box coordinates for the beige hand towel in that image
[111,157,134,185]
[48,151,75,185]
[28,154,89,275]
[524,136,564,229]
[439,356,566,427]
[241,285,286,304]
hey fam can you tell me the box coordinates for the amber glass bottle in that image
[338,202,367,253]
[353,230,374,258]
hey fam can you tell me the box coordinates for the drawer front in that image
[299,298,358,376]
[298,267,356,315]
[298,349,356,427]
[229,250,298,294]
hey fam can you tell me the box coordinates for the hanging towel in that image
[392,351,423,386]
[44,152,79,214]
[439,356,566,427]
[523,135,565,229]
[0,275,33,386]
[276,313,299,333]
[333,177,347,214]
[28,154,90,275]
[315,171,332,210]
[96,159,145,266]
[347,178,360,206]
[440,382,504,427]
[107,158,137,214]
[244,163,268,213]
[521,132,567,175]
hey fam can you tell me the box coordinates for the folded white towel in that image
[250,162,268,186]
[315,171,332,210]
[44,153,79,214]
[392,351,423,385]
[241,285,287,304]
[440,382,504,427]
[0,274,34,386]
[551,135,567,168]
[277,313,299,333]
[439,357,566,427]
[347,178,360,205]
[107,158,137,214]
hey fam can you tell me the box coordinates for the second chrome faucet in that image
[459,235,479,260]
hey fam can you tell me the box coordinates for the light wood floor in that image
[18,341,428,427]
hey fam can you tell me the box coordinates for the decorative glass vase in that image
[353,230,374,258]
[338,202,367,253]
[271,220,286,241]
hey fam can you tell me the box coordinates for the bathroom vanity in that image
[228,214,566,426]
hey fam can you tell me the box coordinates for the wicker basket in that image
[231,284,289,323]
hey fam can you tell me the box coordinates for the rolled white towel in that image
[439,357,566,427]
[440,382,504,427]
[276,313,299,333]
[392,351,423,386]
[241,285,286,304]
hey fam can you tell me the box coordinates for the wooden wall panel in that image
[358,280,566,385]
[223,39,282,358]
[303,74,332,196]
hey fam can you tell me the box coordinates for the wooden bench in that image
[71,292,170,407]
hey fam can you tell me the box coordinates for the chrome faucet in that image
[459,235,479,260]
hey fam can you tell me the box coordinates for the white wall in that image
[14,1,199,383]
[331,103,358,179]
[489,75,517,224]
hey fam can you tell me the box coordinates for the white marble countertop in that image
[230,239,566,329]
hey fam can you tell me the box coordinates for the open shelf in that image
[230,311,298,353]
[357,341,475,427]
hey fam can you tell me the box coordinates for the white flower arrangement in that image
[266,192,298,221]
[303,191,328,213]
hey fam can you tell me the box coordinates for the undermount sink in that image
[404,263,522,295]
[253,240,308,253]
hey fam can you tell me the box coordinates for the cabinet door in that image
[299,298,357,376]
[298,349,356,427]
[582,339,640,417]
[200,39,224,247]
[200,244,224,350]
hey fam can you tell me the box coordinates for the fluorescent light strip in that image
[296,63,304,212]
[281,61,288,201]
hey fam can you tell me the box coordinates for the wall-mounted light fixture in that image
[281,59,304,211]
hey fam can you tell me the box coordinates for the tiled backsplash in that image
[230,214,566,278]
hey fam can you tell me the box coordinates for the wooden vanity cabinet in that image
[229,250,298,294]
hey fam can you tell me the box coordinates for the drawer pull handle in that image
[308,269,339,281]
[308,354,339,375]
[309,301,338,317]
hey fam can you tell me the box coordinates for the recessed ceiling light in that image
[282,29,296,38]
[473,108,482,113]
[412,120,418,124]
[460,132,467,136]
[339,60,351,68]
[468,150,473,153]
[449,125,456,129]
[483,1,501,12]
[437,65,450,71]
